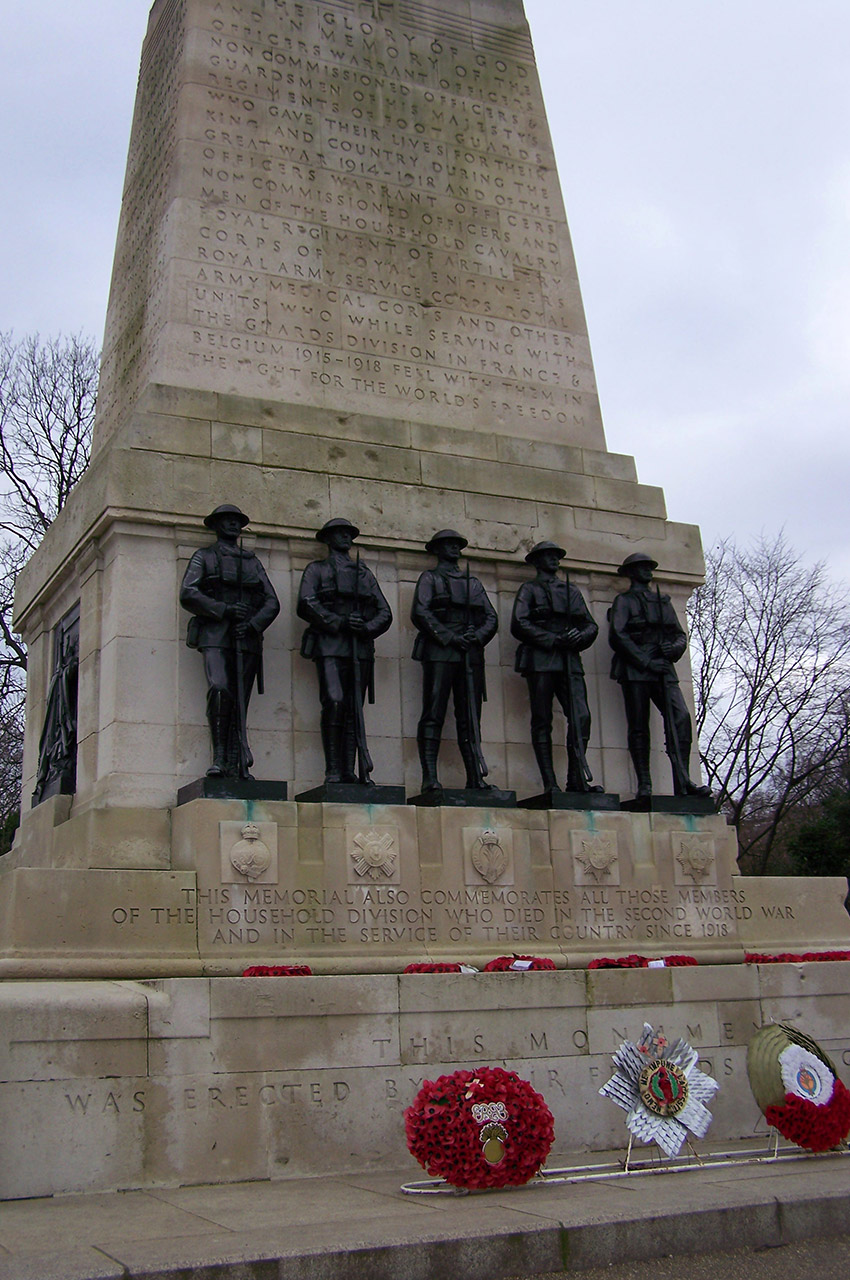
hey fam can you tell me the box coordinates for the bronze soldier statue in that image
[411,529,498,793]
[511,541,601,793]
[180,504,280,778]
[297,518,392,785]
[32,609,80,806]
[609,552,710,801]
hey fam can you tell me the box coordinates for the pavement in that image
[1,1142,849,1280]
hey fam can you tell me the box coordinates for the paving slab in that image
[0,1144,848,1280]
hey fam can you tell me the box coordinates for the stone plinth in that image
[3,963,850,1200]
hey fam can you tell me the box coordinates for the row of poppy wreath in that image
[405,1022,850,1190]
[745,951,850,963]
[242,951,850,978]
[241,955,698,975]
[240,957,556,976]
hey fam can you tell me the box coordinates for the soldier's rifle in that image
[655,581,688,792]
[350,550,374,784]
[234,541,251,777]
[463,561,489,786]
[561,567,593,790]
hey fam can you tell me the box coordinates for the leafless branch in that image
[687,533,850,872]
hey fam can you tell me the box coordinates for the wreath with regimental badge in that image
[405,1066,554,1189]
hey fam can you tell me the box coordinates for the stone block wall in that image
[3,965,849,1199]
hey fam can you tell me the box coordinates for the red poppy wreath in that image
[405,1066,555,1189]
[482,954,557,972]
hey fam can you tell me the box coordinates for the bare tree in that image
[0,332,97,844]
[688,534,850,873]
[0,332,98,547]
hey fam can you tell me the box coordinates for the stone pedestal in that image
[520,789,620,811]
[3,962,850,1200]
[295,783,406,805]
[408,787,517,808]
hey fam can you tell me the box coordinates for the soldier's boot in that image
[417,730,442,793]
[321,707,345,783]
[532,734,560,792]
[667,727,711,797]
[628,733,652,799]
[206,690,231,777]
[459,738,490,791]
[226,717,253,779]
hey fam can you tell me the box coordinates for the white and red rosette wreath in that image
[404,1066,554,1189]
[748,1022,850,1152]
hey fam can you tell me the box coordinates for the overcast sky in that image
[2,2,848,581]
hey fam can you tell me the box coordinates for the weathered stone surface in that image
[736,876,850,951]
[0,869,198,970]
[2,964,849,1198]
[5,802,850,977]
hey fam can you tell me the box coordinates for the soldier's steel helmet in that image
[204,504,250,529]
[617,551,659,576]
[525,540,566,564]
[425,528,468,554]
[316,517,360,542]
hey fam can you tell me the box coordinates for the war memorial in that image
[1,0,849,1201]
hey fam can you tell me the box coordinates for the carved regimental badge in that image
[674,836,716,884]
[229,822,272,881]
[220,820,279,884]
[351,830,398,881]
[471,830,509,885]
[463,826,514,886]
[573,833,619,884]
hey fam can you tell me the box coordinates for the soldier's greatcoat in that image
[180,542,279,652]
[608,586,686,685]
[511,578,597,674]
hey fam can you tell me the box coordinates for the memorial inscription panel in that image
[163,803,806,966]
